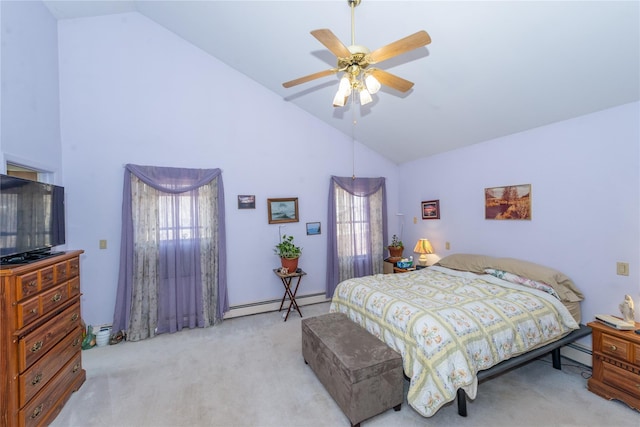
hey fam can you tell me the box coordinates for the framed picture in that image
[237,195,255,209]
[268,198,299,224]
[421,200,440,220]
[485,184,531,220]
[306,222,321,235]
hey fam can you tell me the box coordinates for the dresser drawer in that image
[40,266,55,292]
[16,271,40,300]
[68,257,80,279]
[601,333,630,361]
[68,276,81,298]
[19,327,83,407]
[19,353,83,427]
[19,302,81,372]
[54,261,68,283]
[602,360,640,398]
[17,296,42,329]
[41,282,70,315]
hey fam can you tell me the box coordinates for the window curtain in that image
[112,164,228,341]
[326,176,388,298]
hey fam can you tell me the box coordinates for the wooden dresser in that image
[0,250,86,427]
[587,320,640,411]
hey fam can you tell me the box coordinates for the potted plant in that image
[387,234,404,261]
[274,234,302,272]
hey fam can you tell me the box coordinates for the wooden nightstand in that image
[587,320,640,411]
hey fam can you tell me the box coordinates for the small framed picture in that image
[268,197,299,224]
[238,195,255,209]
[306,222,321,235]
[421,200,440,220]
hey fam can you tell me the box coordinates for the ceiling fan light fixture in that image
[333,75,354,107]
[333,92,348,107]
[338,75,352,96]
[359,87,373,105]
[364,73,381,94]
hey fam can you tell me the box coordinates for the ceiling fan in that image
[282,0,431,107]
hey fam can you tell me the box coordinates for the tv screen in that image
[0,174,66,263]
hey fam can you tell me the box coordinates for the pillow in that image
[434,254,497,274]
[488,257,584,303]
[484,268,561,300]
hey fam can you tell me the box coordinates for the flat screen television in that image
[0,174,66,264]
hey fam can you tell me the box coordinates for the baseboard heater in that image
[224,292,329,319]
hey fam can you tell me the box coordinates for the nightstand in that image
[384,258,428,273]
[587,320,640,411]
[393,265,427,273]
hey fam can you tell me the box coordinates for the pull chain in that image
[352,97,356,179]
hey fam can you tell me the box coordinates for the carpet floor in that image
[50,302,638,427]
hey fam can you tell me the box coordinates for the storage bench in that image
[301,313,403,427]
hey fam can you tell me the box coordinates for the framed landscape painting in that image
[484,184,531,220]
[268,198,299,224]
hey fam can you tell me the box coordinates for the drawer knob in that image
[73,363,80,373]
[73,338,80,347]
[71,313,79,322]
[30,404,43,419]
[28,280,37,287]
[609,345,617,351]
[52,293,62,302]
[30,341,43,353]
[30,308,38,314]
[31,373,43,386]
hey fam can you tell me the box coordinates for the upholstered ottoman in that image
[301,313,403,427]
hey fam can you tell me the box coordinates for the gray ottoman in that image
[301,313,403,427]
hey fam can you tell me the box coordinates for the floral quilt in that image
[329,266,579,417]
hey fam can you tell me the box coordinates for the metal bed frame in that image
[456,324,592,416]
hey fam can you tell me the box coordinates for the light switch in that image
[445,242,450,250]
[616,262,629,276]
[99,240,107,250]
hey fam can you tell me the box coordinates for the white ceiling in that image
[43,0,639,164]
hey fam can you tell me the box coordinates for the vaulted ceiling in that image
[43,1,639,164]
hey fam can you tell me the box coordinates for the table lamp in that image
[413,239,433,266]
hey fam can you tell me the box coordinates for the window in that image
[326,176,388,297]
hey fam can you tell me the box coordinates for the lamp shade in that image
[413,239,433,254]
[413,239,433,267]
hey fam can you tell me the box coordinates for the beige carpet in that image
[50,303,638,427]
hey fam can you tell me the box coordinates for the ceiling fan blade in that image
[369,69,414,93]
[310,29,352,58]
[282,69,338,88]
[368,30,431,64]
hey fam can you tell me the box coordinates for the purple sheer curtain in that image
[112,164,228,341]
[326,176,388,298]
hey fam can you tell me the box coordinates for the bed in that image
[329,254,586,418]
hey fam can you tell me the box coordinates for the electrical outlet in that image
[445,242,450,250]
[413,217,417,224]
[99,240,107,250]
[616,262,629,276]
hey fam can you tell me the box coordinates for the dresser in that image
[0,250,86,427]
[587,320,640,411]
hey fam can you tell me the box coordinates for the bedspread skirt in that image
[329,267,578,417]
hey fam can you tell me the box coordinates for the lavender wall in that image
[400,102,640,333]
[57,13,399,326]
[0,1,62,180]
